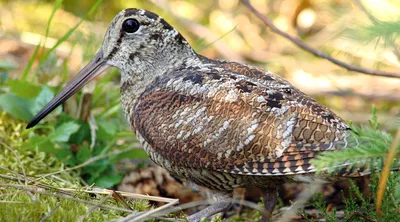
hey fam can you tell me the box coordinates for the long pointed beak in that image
[26,49,110,129]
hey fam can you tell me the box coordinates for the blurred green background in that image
[0,0,399,221]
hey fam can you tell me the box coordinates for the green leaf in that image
[54,144,75,165]
[29,86,56,115]
[0,93,33,121]
[97,119,118,141]
[77,144,92,163]
[94,174,123,188]
[84,158,108,183]
[68,121,91,144]
[8,79,42,99]
[24,135,56,153]
[51,122,81,142]
[98,119,117,136]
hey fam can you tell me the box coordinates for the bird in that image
[27,8,363,221]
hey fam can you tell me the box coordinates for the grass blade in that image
[40,0,103,62]
[42,0,64,51]
[21,0,63,81]
[21,38,43,81]
[197,25,238,52]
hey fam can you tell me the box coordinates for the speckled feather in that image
[131,57,350,173]
[102,9,361,191]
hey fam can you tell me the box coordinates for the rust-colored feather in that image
[127,58,353,186]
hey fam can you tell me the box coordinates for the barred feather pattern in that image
[101,8,364,191]
[121,57,359,189]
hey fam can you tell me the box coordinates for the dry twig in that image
[117,198,180,222]
[0,183,134,213]
[39,203,61,222]
[240,0,400,79]
[129,196,268,222]
[0,171,180,220]
[77,196,111,222]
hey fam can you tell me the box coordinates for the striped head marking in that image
[102,8,192,73]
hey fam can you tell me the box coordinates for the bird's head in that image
[26,8,194,128]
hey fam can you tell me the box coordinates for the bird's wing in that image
[132,60,352,176]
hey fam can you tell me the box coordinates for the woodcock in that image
[27,8,363,221]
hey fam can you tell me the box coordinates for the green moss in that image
[0,111,80,185]
[0,187,151,221]
[0,189,87,221]
[0,112,150,221]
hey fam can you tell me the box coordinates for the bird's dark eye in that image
[122,19,140,33]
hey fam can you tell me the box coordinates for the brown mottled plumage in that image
[27,8,362,222]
